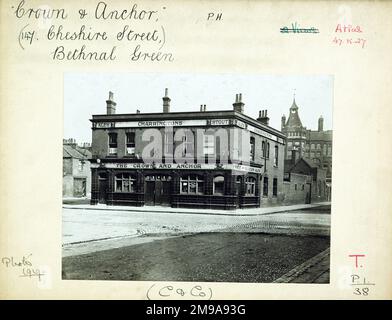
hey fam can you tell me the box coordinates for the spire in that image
[286,91,303,128]
[291,89,298,110]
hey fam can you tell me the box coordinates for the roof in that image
[63,144,92,159]
[284,157,318,173]
[300,157,318,168]
[308,130,333,141]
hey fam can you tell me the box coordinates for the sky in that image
[64,73,333,143]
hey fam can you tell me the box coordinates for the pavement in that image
[63,201,331,216]
[62,204,330,256]
[273,248,330,283]
[62,232,330,282]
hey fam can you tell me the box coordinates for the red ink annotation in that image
[333,24,366,48]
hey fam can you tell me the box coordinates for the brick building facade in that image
[284,157,329,203]
[63,139,92,198]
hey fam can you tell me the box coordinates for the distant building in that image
[281,97,332,183]
[63,139,92,198]
[284,156,330,203]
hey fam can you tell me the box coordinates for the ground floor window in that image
[273,178,278,196]
[213,175,225,195]
[263,177,268,196]
[245,176,256,195]
[115,173,136,192]
[180,175,204,194]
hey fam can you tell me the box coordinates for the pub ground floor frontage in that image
[91,167,262,210]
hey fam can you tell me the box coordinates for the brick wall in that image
[282,173,312,204]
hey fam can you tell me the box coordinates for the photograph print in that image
[62,73,332,283]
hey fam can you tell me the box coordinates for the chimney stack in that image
[281,114,286,131]
[162,88,171,113]
[257,109,270,126]
[291,149,298,165]
[199,104,207,112]
[233,93,244,113]
[136,109,140,114]
[318,115,324,132]
[106,91,116,115]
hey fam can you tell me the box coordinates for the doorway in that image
[98,173,108,204]
[305,183,312,204]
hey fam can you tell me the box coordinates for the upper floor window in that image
[180,175,204,194]
[274,145,279,166]
[203,134,215,156]
[250,137,255,161]
[108,132,117,155]
[245,177,256,195]
[266,142,270,159]
[323,144,327,156]
[181,133,194,158]
[311,143,315,150]
[126,132,135,155]
[262,141,266,158]
[78,160,84,172]
[213,175,225,195]
[164,132,172,156]
[115,173,136,193]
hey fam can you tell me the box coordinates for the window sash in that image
[250,138,255,161]
[245,177,256,195]
[203,135,215,155]
[115,175,136,192]
[180,176,204,194]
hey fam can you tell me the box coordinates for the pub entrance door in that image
[144,175,172,206]
[98,173,108,204]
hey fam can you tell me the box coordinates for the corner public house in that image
[90,90,286,210]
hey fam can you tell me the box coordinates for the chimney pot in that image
[257,108,270,126]
[162,88,171,113]
[318,115,324,132]
[233,93,244,113]
[106,91,117,115]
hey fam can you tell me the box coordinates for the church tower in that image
[282,96,308,161]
